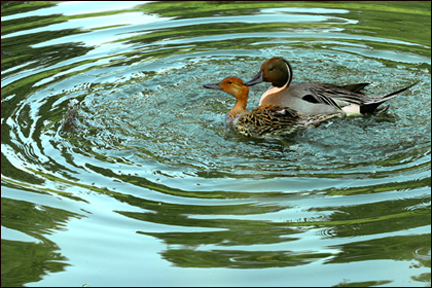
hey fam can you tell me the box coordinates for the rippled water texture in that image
[1,1,431,287]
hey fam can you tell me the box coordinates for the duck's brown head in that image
[244,57,293,88]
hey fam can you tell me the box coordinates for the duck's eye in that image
[269,68,275,72]
[228,81,233,84]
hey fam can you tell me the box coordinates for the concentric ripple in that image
[1,1,430,287]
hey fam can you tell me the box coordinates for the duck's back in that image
[260,82,369,115]
[234,105,300,136]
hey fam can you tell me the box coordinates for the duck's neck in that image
[259,80,290,106]
[274,60,293,87]
[228,87,248,119]
[259,61,292,106]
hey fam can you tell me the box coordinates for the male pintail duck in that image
[203,77,336,137]
[244,57,419,115]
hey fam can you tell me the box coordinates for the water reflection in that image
[1,197,80,287]
[121,182,430,270]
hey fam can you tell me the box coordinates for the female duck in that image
[244,57,419,115]
[203,77,335,137]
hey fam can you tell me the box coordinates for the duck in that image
[203,77,337,137]
[244,57,419,115]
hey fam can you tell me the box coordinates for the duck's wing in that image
[300,83,368,109]
[341,83,370,94]
[301,81,419,112]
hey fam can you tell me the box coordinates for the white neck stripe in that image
[284,61,292,87]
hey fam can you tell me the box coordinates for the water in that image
[1,1,430,286]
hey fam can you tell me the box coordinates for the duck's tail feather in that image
[378,81,420,100]
[374,105,389,114]
[360,81,419,114]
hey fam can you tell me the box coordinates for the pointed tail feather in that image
[379,81,420,101]
[361,81,419,114]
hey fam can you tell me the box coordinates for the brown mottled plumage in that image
[203,77,336,137]
[234,104,300,137]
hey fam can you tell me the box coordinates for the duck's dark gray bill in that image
[203,83,222,90]
[244,72,263,86]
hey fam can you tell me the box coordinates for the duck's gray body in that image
[245,57,419,115]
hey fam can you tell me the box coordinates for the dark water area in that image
[1,1,430,286]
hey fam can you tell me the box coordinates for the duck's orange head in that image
[203,77,248,100]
